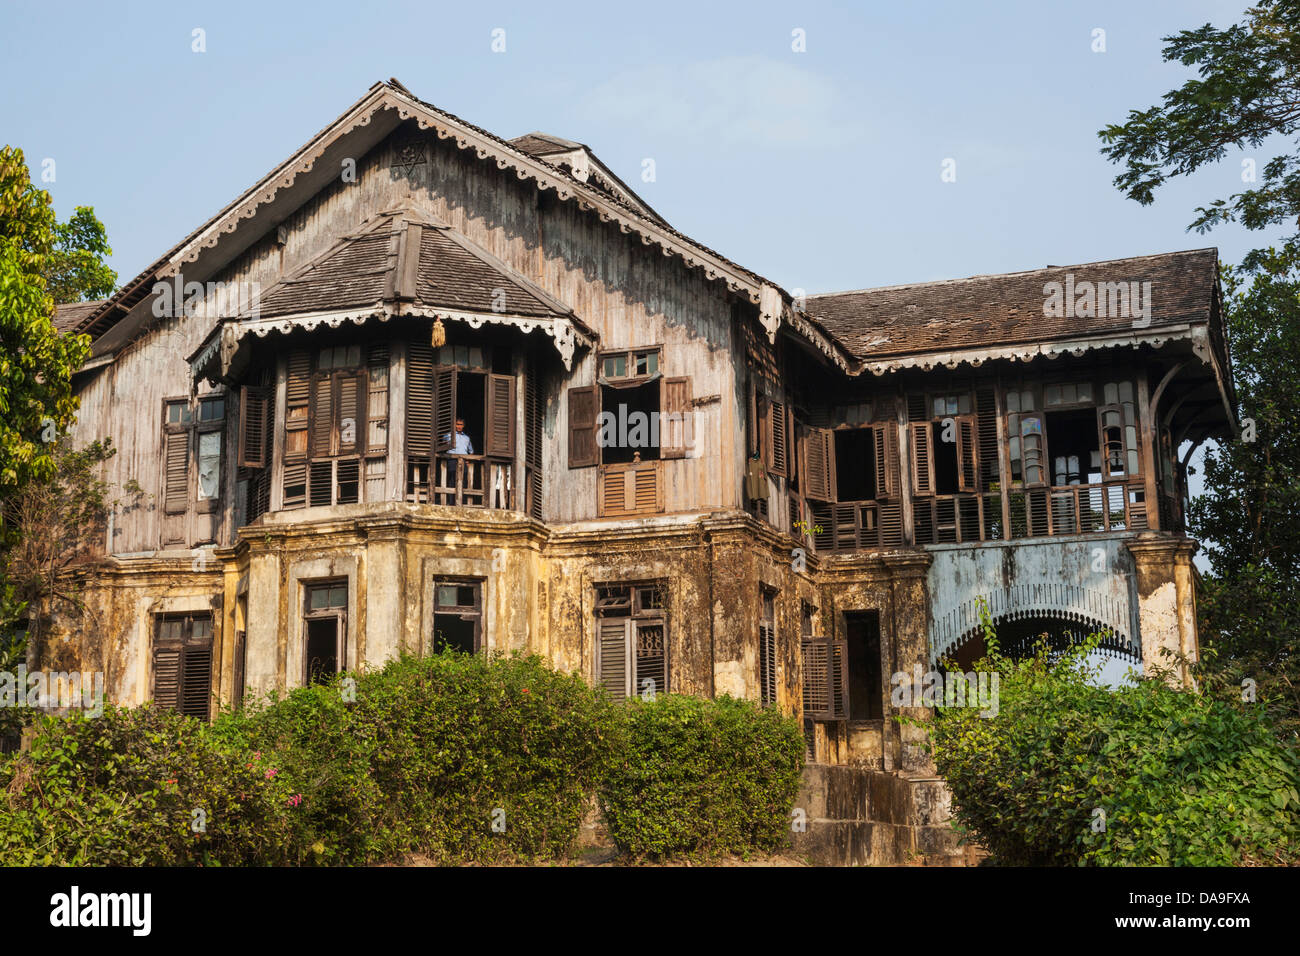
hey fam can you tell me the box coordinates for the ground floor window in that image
[759,589,777,704]
[433,579,482,654]
[153,613,213,720]
[595,583,666,700]
[303,581,347,685]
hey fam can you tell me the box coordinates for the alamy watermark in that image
[1,666,104,717]
[151,274,261,320]
[1043,274,1152,328]
[596,403,695,452]
[890,665,1000,717]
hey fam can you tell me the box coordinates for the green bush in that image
[213,651,619,864]
[598,694,804,860]
[0,705,298,865]
[926,613,1300,866]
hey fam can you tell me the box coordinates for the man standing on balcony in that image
[445,417,475,455]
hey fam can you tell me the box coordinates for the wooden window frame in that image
[433,577,483,653]
[152,612,213,721]
[594,582,668,700]
[302,579,348,685]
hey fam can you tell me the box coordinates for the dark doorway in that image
[305,618,339,685]
[844,611,883,720]
[834,429,876,501]
[932,421,959,494]
[456,372,485,453]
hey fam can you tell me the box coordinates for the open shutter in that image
[760,621,777,704]
[873,424,898,498]
[598,618,632,700]
[802,637,832,719]
[768,399,788,478]
[432,366,456,453]
[660,376,691,459]
[485,373,516,458]
[285,349,311,459]
[310,375,333,458]
[910,422,934,495]
[568,385,598,468]
[802,427,836,502]
[956,415,978,492]
[181,637,212,721]
[525,363,544,520]
[163,431,189,514]
[238,386,269,468]
[153,643,182,710]
[406,342,435,457]
[337,371,365,456]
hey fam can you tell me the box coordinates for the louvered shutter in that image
[660,376,691,459]
[802,638,831,719]
[768,399,788,478]
[598,618,631,700]
[873,424,898,498]
[956,415,978,492]
[310,375,333,458]
[406,342,435,457]
[433,366,456,453]
[910,422,934,495]
[153,643,182,710]
[485,373,516,458]
[760,621,777,704]
[285,349,311,460]
[803,427,836,502]
[568,385,598,468]
[181,638,212,720]
[525,364,543,519]
[238,386,269,468]
[163,431,189,514]
[337,371,364,456]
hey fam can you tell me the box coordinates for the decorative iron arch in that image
[930,584,1140,666]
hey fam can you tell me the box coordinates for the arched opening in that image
[941,612,1139,673]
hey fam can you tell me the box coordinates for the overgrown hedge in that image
[598,694,805,859]
[927,623,1300,866]
[0,653,804,865]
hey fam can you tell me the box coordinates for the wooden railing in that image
[406,455,513,509]
[1009,480,1147,538]
[809,500,904,553]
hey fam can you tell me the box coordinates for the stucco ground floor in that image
[44,502,1199,777]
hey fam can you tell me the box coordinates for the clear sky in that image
[0,0,1274,293]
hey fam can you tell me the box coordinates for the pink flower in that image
[287,793,303,808]
[264,768,278,779]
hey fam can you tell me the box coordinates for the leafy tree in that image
[1098,0,1300,270]
[1190,250,1300,738]
[0,145,105,519]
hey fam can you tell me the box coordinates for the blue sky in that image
[0,0,1275,292]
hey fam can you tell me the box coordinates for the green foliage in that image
[1190,252,1300,740]
[1098,0,1300,269]
[47,206,116,303]
[0,145,101,516]
[212,651,619,864]
[0,705,298,866]
[926,610,1300,866]
[597,694,804,860]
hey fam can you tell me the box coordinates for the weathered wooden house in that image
[51,81,1234,856]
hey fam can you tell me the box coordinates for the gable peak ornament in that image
[391,138,427,182]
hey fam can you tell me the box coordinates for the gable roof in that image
[807,248,1221,361]
[255,205,580,325]
[70,79,838,365]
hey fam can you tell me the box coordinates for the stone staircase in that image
[791,764,981,866]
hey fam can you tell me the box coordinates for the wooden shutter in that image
[660,376,691,459]
[568,385,598,468]
[802,427,836,502]
[801,635,848,720]
[238,386,269,468]
[598,618,631,700]
[634,621,666,698]
[310,375,333,458]
[956,415,978,492]
[768,399,788,478]
[163,430,189,514]
[432,366,456,453]
[759,621,777,704]
[525,363,543,520]
[910,422,934,495]
[406,341,435,457]
[337,371,365,456]
[285,349,311,460]
[152,643,182,710]
[485,373,516,458]
[181,638,212,721]
[366,344,389,455]
[873,423,899,499]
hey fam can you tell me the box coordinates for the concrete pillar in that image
[1125,534,1199,687]
[885,551,934,774]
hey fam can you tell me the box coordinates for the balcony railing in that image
[406,454,513,510]
[1009,480,1147,538]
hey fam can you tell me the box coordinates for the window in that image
[759,589,777,705]
[153,613,213,720]
[162,395,225,541]
[601,349,658,381]
[908,391,977,495]
[595,583,666,700]
[433,579,482,654]
[303,582,347,685]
